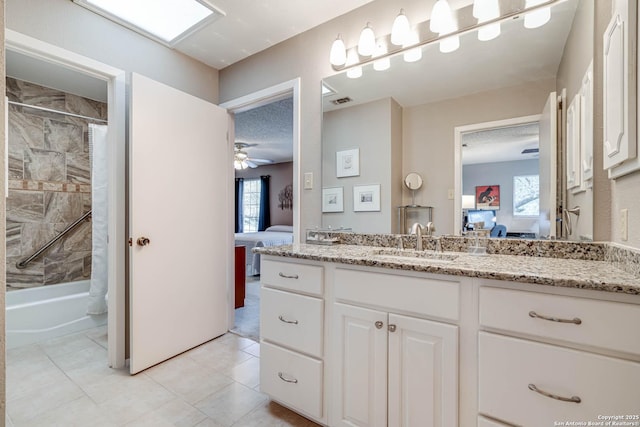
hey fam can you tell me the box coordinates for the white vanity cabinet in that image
[330,268,460,427]
[478,285,640,426]
[259,258,326,422]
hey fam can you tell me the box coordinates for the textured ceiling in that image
[462,122,540,165]
[234,97,293,164]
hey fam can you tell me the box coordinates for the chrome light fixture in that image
[373,42,391,71]
[358,23,376,56]
[330,34,347,66]
[430,0,459,53]
[391,9,411,46]
[403,31,422,63]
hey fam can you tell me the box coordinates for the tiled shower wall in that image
[5,77,107,290]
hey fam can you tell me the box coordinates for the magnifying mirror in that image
[404,172,423,206]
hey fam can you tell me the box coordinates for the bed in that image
[234,225,293,276]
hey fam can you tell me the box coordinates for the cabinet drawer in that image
[261,287,323,357]
[334,268,459,321]
[479,286,640,356]
[262,259,323,296]
[478,332,640,426]
[260,341,323,420]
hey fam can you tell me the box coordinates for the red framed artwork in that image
[475,185,500,210]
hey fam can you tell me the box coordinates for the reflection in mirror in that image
[321,0,593,239]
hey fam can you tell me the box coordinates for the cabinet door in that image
[332,303,388,427]
[388,314,458,427]
[603,0,637,173]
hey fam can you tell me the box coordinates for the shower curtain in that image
[87,124,108,315]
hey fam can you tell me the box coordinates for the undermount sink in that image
[370,248,458,262]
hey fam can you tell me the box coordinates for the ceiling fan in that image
[234,142,274,169]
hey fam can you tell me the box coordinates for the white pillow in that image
[265,225,293,232]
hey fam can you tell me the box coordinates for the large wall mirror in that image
[321,0,594,239]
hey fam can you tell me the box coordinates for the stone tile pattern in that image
[606,243,640,278]
[6,77,107,290]
[255,242,640,295]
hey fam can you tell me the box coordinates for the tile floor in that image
[6,327,320,426]
[231,276,260,341]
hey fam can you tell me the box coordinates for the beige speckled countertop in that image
[255,244,640,295]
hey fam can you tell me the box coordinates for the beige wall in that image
[219,0,431,232]
[322,98,402,233]
[6,0,218,103]
[403,79,555,234]
[235,162,294,227]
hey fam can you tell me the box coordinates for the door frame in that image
[220,78,301,328]
[5,30,128,368]
[453,114,541,236]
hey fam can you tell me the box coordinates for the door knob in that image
[136,237,151,246]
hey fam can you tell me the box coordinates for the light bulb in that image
[373,42,390,71]
[524,0,550,29]
[346,66,363,79]
[403,31,422,63]
[430,0,453,34]
[439,34,459,53]
[357,23,376,56]
[329,34,347,66]
[473,0,500,41]
[391,9,410,46]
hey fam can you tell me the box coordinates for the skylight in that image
[73,0,224,46]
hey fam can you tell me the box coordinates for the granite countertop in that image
[255,244,640,295]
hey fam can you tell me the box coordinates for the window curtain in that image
[258,175,271,231]
[235,177,244,233]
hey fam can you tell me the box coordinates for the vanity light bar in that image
[330,0,563,73]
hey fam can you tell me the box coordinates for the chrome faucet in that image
[410,222,424,251]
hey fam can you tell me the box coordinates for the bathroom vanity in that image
[256,240,640,427]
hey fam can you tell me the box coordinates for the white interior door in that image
[538,91,558,238]
[129,73,229,374]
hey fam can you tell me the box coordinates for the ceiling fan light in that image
[524,0,550,29]
[478,22,500,41]
[235,151,248,160]
[357,23,376,56]
[329,34,347,66]
[391,9,411,46]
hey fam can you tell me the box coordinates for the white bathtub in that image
[6,280,107,349]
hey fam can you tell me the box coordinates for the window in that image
[513,175,539,216]
[243,179,261,232]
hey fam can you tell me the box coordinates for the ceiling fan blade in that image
[245,160,258,168]
[234,141,258,149]
[247,158,274,164]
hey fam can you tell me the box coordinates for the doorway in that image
[221,79,301,338]
[5,29,127,368]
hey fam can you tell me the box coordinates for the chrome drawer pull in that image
[278,372,298,384]
[528,384,581,403]
[529,311,582,325]
[278,315,299,325]
[278,272,299,279]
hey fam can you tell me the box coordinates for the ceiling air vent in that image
[332,97,353,105]
[521,148,539,154]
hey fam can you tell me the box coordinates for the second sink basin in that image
[370,248,458,262]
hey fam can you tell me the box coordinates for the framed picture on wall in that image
[353,184,380,212]
[475,185,500,210]
[322,187,344,212]
[336,148,360,177]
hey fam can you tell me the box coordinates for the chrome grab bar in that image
[16,210,92,269]
[529,311,582,325]
[528,384,581,403]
